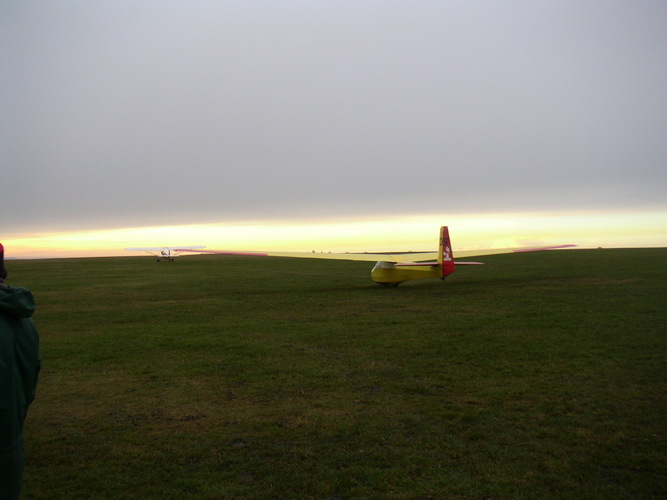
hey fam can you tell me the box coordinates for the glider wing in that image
[125,246,206,251]
[173,244,574,263]
[454,244,576,259]
[173,248,439,264]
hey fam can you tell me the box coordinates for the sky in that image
[1,0,666,258]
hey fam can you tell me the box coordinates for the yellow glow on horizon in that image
[3,210,666,259]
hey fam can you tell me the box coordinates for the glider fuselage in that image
[371,261,442,286]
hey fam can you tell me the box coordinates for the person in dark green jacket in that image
[0,244,40,500]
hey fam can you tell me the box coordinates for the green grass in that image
[10,249,667,498]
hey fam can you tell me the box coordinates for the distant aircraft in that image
[126,226,574,286]
[124,246,205,262]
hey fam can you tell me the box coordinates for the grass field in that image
[10,248,667,499]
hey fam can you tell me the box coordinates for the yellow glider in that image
[169,226,574,286]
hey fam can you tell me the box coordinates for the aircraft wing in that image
[125,246,206,252]
[454,244,576,258]
[173,249,438,264]
[125,247,169,252]
[174,244,574,264]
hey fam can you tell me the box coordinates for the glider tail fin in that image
[438,226,456,279]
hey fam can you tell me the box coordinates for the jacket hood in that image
[0,286,36,319]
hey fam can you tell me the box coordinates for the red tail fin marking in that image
[439,226,456,279]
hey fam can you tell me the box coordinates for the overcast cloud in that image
[2,0,666,235]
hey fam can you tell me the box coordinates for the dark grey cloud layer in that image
[2,1,666,233]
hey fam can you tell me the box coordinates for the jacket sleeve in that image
[0,318,21,451]
[14,318,40,417]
